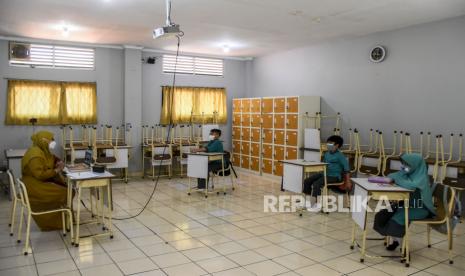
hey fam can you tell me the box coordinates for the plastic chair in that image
[7,170,22,236]
[411,183,456,264]
[16,179,74,255]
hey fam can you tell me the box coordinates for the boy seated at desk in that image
[303,135,350,211]
[191,128,224,189]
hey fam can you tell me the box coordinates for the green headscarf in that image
[22,131,55,171]
[388,153,436,215]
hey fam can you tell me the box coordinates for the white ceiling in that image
[1,0,465,57]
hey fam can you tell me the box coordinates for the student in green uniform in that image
[303,135,350,211]
[373,153,435,250]
[191,129,224,189]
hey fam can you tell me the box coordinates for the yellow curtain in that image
[5,80,62,125]
[160,86,227,124]
[5,80,97,125]
[63,82,97,124]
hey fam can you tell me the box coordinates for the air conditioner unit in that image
[9,42,31,60]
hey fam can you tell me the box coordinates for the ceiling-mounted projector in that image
[153,0,183,39]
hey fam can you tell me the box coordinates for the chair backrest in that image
[6,170,17,199]
[16,179,31,211]
[431,183,456,221]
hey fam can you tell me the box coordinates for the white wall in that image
[142,52,248,150]
[250,16,465,147]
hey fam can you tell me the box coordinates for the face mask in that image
[327,143,335,151]
[209,135,215,141]
[400,165,410,173]
[49,141,57,150]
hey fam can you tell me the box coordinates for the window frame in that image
[162,54,224,77]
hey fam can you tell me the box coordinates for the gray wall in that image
[142,52,248,150]
[250,16,465,148]
[0,40,124,167]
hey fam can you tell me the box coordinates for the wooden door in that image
[274,146,285,161]
[232,127,241,140]
[241,99,251,113]
[251,99,261,113]
[242,114,251,127]
[286,97,299,113]
[250,142,260,157]
[233,99,241,112]
[262,144,273,159]
[232,141,241,154]
[274,114,285,129]
[262,129,273,144]
[232,154,241,167]
[262,159,273,174]
[241,156,250,169]
[233,114,241,126]
[286,147,298,160]
[262,114,273,129]
[274,130,285,145]
[241,141,250,155]
[250,157,260,171]
[286,130,298,146]
[251,114,261,128]
[262,98,273,113]
[286,114,298,129]
[274,98,286,113]
[274,161,283,176]
[241,128,250,141]
[251,128,261,142]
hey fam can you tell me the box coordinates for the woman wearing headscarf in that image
[21,131,67,231]
[373,153,436,250]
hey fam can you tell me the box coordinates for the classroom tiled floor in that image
[1,171,465,276]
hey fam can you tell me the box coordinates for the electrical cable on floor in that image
[79,34,183,221]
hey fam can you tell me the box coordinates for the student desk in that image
[186,152,225,198]
[65,169,115,246]
[350,178,413,267]
[5,149,27,179]
[281,159,328,214]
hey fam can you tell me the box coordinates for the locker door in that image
[241,99,251,113]
[274,114,285,129]
[262,144,273,159]
[233,99,241,112]
[274,161,283,176]
[251,99,261,113]
[286,97,299,113]
[262,98,273,113]
[232,153,241,167]
[262,159,273,174]
[262,129,273,144]
[262,114,273,129]
[286,147,298,160]
[232,141,241,154]
[250,157,260,172]
[274,98,286,113]
[233,114,242,126]
[274,130,285,145]
[251,128,261,142]
[251,114,261,128]
[251,142,260,157]
[242,128,250,141]
[241,156,250,169]
[286,130,298,146]
[286,114,298,129]
[242,114,251,127]
[241,141,250,155]
[274,146,285,161]
[232,127,241,140]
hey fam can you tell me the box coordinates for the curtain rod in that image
[3,77,96,84]
[160,85,225,89]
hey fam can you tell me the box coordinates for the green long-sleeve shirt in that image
[323,150,350,180]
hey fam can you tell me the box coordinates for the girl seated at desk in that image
[191,128,224,189]
[373,153,436,251]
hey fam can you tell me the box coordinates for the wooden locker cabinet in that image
[274,162,283,176]
[286,114,298,129]
[232,141,241,153]
[262,114,273,129]
[286,130,298,146]
[286,97,299,113]
[241,99,251,113]
[274,98,286,113]
[262,159,273,174]
[241,128,250,141]
[250,157,260,171]
[262,144,273,159]
[241,141,250,155]
[251,114,261,128]
[232,154,241,167]
[286,147,298,160]
[274,114,285,129]
[233,99,241,112]
[274,130,285,145]
[232,127,241,140]
[262,98,273,113]
[251,128,261,142]
[242,114,251,127]
[241,156,250,169]
[262,129,273,144]
[233,114,241,125]
[251,142,260,157]
[251,99,261,113]
[274,146,285,161]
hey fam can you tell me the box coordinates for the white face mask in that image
[209,135,215,141]
[49,141,57,150]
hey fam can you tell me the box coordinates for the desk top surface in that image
[351,178,413,192]
[187,152,224,156]
[5,149,27,158]
[66,170,115,180]
[281,159,327,166]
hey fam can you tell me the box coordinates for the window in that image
[5,80,97,125]
[160,86,227,124]
[9,43,95,70]
[163,54,224,76]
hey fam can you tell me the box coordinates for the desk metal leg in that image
[350,222,356,250]
[75,186,82,247]
[360,228,367,263]
[403,200,410,267]
[323,167,329,214]
[187,177,191,195]
[222,158,226,195]
[107,182,113,238]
